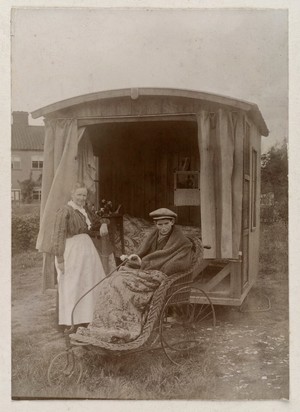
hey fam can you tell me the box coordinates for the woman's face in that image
[155,218,174,236]
[71,187,87,207]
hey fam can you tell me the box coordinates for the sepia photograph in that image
[7,3,291,404]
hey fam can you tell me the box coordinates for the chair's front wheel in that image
[48,349,83,386]
[160,286,216,366]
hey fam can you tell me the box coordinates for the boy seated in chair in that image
[122,208,193,275]
[73,208,195,344]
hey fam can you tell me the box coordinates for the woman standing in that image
[52,182,107,329]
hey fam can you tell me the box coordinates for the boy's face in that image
[155,218,174,236]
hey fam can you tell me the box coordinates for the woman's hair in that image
[71,182,87,194]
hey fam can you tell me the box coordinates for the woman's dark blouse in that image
[52,205,109,264]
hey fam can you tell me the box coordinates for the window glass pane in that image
[33,189,41,200]
[243,179,250,229]
[32,156,43,168]
[11,156,21,169]
[252,149,257,228]
[11,190,20,200]
[244,123,250,175]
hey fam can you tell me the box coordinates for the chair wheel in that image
[160,286,216,366]
[48,350,83,386]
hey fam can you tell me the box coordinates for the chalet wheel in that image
[47,350,83,386]
[159,286,216,366]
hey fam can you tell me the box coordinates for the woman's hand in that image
[57,261,65,274]
[120,254,129,262]
[100,223,108,237]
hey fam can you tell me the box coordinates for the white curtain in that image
[197,109,244,259]
[37,118,79,254]
[197,110,217,258]
[77,128,97,204]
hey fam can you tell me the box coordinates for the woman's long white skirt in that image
[55,234,106,325]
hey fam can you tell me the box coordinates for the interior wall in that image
[89,120,200,226]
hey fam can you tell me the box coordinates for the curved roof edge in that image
[31,87,269,136]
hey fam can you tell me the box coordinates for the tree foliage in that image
[261,139,288,222]
[12,213,40,253]
[18,172,42,203]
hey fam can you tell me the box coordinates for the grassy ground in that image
[11,221,288,400]
[12,202,41,216]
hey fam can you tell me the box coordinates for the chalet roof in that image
[12,124,44,151]
[31,87,269,136]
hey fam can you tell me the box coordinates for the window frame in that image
[31,155,44,170]
[11,156,21,170]
[11,189,21,201]
[32,187,42,201]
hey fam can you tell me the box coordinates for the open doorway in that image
[88,119,200,226]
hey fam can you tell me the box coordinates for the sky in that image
[11,8,288,153]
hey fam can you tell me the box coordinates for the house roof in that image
[31,87,269,136]
[11,124,44,151]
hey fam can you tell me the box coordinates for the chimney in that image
[12,111,28,125]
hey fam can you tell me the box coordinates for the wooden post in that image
[229,261,242,299]
[42,253,56,292]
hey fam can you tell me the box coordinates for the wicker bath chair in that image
[47,236,216,385]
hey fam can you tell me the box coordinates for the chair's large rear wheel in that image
[47,349,83,386]
[160,286,216,366]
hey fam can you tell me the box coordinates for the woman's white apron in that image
[55,233,105,325]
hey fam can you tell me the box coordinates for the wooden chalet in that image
[32,88,269,306]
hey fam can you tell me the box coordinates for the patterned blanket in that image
[74,216,202,345]
[75,267,167,344]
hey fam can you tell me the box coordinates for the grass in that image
[11,220,289,400]
[12,203,41,216]
[259,220,288,281]
[11,250,215,400]
[12,334,213,399]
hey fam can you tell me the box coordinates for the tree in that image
[261,139,288,221]
[18,172,35,203]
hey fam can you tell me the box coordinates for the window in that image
[31,155,43,169]
[11,156,21,169]
[33,188,42,201]
[174,171,200,206]
[11,189,21,201]
[251,149,258,230]
[242,122,251,230]
[244,123,250,175]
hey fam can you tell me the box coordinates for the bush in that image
[261,140,288,224]
[12,213,40,254]
[274,198,288,223]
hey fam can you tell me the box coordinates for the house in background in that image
[11,111,44,202]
